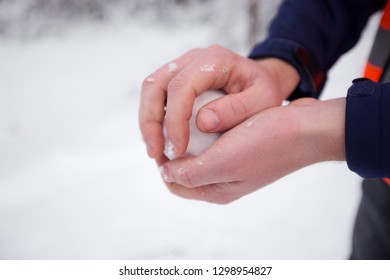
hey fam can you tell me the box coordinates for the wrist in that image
[293,98,346,165]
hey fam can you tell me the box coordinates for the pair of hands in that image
[139,45,346,204]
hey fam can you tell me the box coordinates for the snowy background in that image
[0,0,379,259]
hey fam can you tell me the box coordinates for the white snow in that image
[146,76,155,83]
[158,166,171,183]
[221,66,229,74]
[168,62,178,74]
[0,10,381,260]
[164,90,223,160]
[199,64,217,72]
[163,137,175,160]
[246,113,265,128]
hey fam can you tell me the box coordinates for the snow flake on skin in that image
[158,166,171,182]
[164,139,175,160]
[221,66,228,74]
[176,167,186,175]
[200,64,216,72]
[246,114,265,128]
[145,76,155,83]
[168,62,178,73]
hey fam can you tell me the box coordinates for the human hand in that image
[139,45,299,160]
[158,98,346,204]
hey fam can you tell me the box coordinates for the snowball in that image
[163,89,224,160]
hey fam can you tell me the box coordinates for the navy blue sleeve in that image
[346,79,390,178]
[249,0,386,100]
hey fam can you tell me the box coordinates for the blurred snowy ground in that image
[0,1,379,259]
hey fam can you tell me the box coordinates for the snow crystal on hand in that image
[146,76,155,83]
[246,114,264,128]
[164,138,176,160]
[200,64,216,72]
[168,62,178,73]
[176,167,186,176]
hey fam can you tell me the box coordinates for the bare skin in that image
[139,45,346,204]
[139,45,300,159]
[159,97,346,204]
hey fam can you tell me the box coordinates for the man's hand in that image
[139,45,300,160]
[158,98,346,204]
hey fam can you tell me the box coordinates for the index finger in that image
[139,48,202,158]
[164,45,237,158]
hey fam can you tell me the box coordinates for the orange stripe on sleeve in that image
[364,62,383,82]
[380,1,390,30]
[383,178,390,186]
[378,1,390,187]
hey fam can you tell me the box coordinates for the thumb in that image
[159,152,227,189]
[196,86,276,132]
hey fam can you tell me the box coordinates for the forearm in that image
[292,98,346,166]
[300,79,390,179]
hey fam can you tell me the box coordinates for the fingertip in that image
[163,137,186,160]
[147,144,163,159]
[198,108,220,132]
[146,143,155,158]
[158,165,174,183]
[163,120,190,160]
[147,147,162,159]
[143,132,165,159]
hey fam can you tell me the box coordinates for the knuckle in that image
[211,194,236,205]
[213,197,233,205]
[138,121,147,135]
[207,44,225,52]
[206,184,237,205]
[185,47,204,57]
[141,79,151,90]
[137,111,149,130]
[138,121,153,138]
[167,73,189,94]
[229,94,248,119]
[141,73,157,89]
[176,166,196,188]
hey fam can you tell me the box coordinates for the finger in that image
[159,156,223,188]
[196,84,278,132]
[165,181,245,204]
[158,138,240,188]
[195,57,299,133]
[155,154,169,166]
[139,48,202,158]
[164,45,238,158]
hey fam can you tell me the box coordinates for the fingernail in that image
[201,109,219,132]
[159,166,173,183]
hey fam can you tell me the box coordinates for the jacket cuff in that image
[346,78,390,178]
[248,37,325,101]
